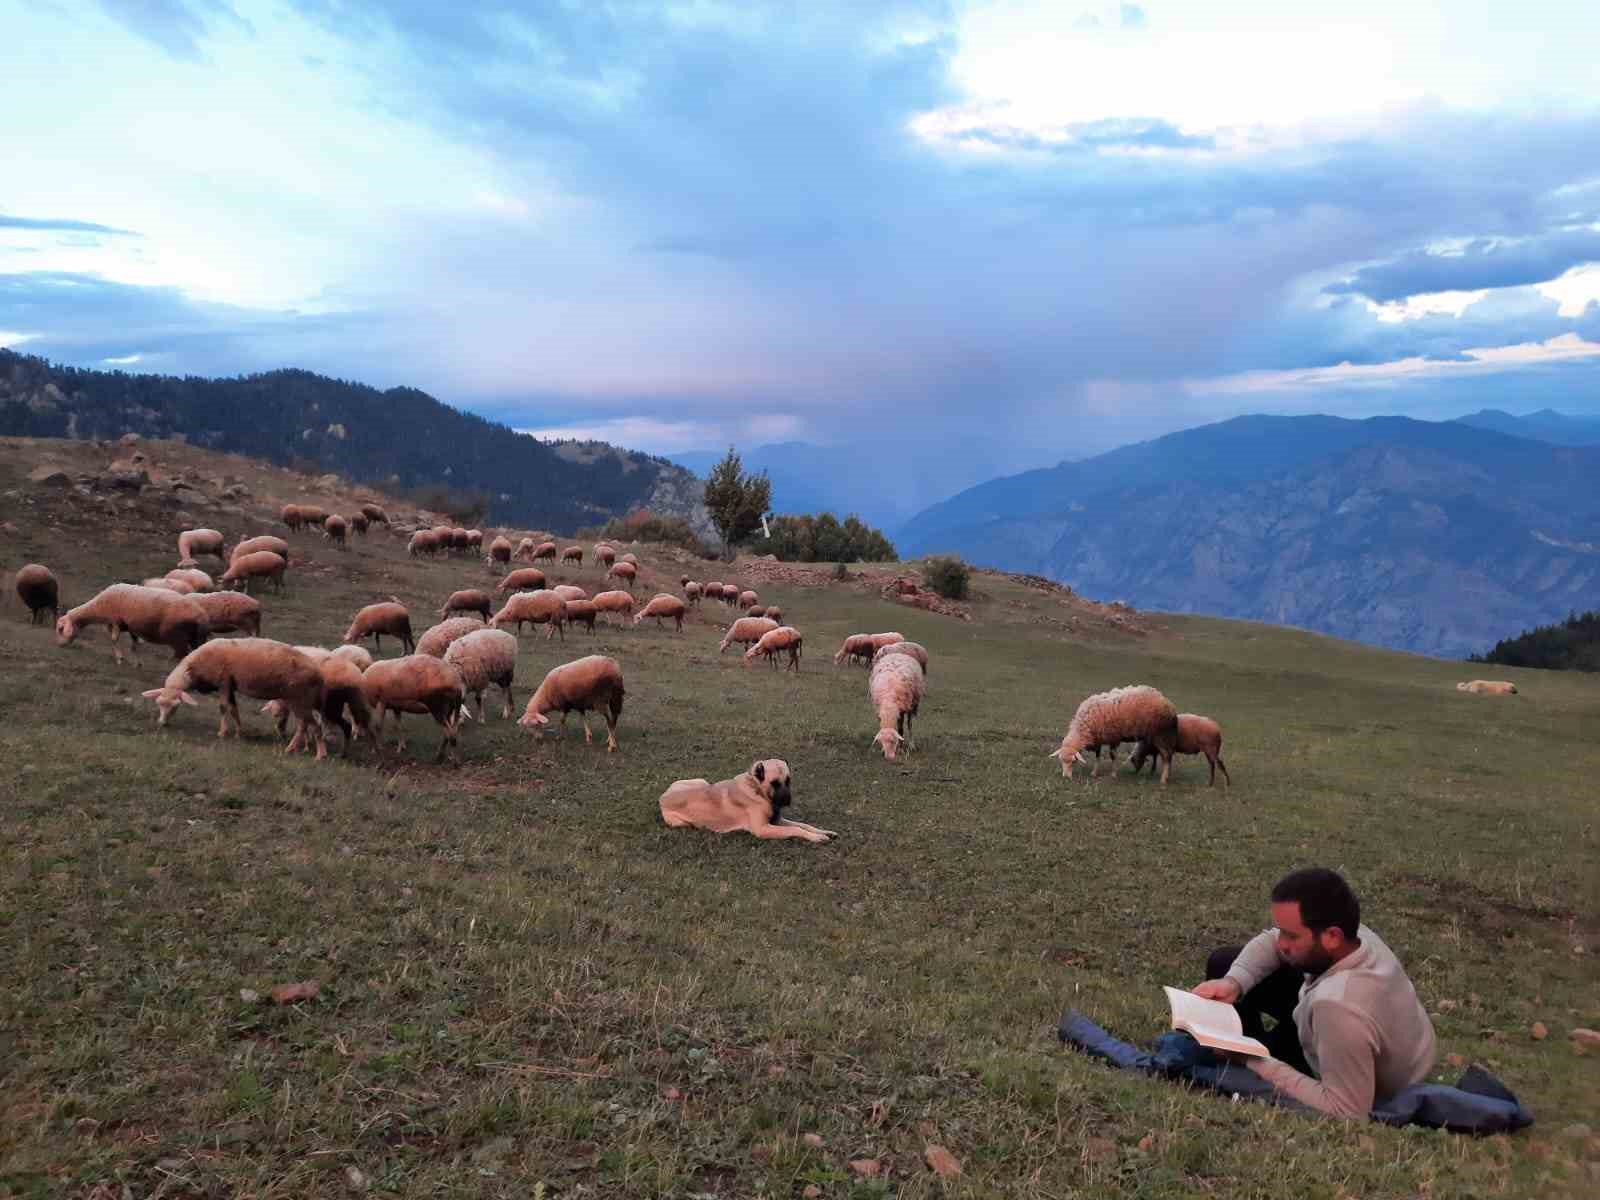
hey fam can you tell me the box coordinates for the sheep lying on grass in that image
[14,564,60,624]
[1050,685,1178,783]
[143,638,326,758]
[868,653,924,759]
[56,584,210,664]
[362,655,468,763]
[445,628,518,719]
[1130,713,1230,788]
[344,601,416,655]
[1457,680,1518,695]
[519,655,625,753]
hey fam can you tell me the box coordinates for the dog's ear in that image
[752,761,765,782]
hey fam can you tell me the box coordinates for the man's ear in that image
[752,761,765,782]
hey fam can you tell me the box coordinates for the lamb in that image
[487,535,513,567]
[142,638,327,758]
[188,590,263,636]
[56,584,210,664]
[594,544,616,567]
[416,616,485,658]
[445,628,518,719]
[591,589,636,623]
[872,640,929,675]
[343,600,416,655]
[552,584,588,602]
[220,551,287,594]
[634,593,688,631]
[360,502,389,525]
[362,655,468,762]
[1130,713,1230,788]
[561,545,583,567]
[409,529,440,557]
[1457,680,1518,695]
[719,616,778,654]
[737,589,758,610]
[531,540,558,564]
[263,652,372,756]
[744,625,802,671]
[1050,685,1179,783]
[14,563,59,624]
[497,567,548,593]
[868,653,925,760]
[176,527,227,563]
[518,654,624,752]
[351,512,370,537]
[563,598,599,634]
[166,567,214,592]
[232,535,290,566]
[324,514,349,547]
[606,561,638,591]
[438,589,493,621]
[684,581,702,606]
[489,590,567,639]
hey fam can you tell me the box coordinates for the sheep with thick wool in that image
[439,589,493,621]
[684,581,702,606]
[1050,685,1179,783]
[232,535,290,566]
[360,502,388,525]
[737,590,758,610]
[497,567,548,594]
[56,584,210,664]
[591,590,635,623]
[323,514,349,547]
[553,584,588,602]
[177,527,227,564]
[263,650,372,756]
[635,593,688,631]
[142,638,326,758]
[489,590,567,639]
[188,590,262,637]
[513,537,537,562]
[343,600,416,655]
[416,616,485,659]
[332,643,372,670]
[744,625,802,671]
[1130,713,1230,787]
[519,655,624,752]
[594,544,616,567]
[720,616,778,654]
[868,653,925,760]
[220,550,287,594]
[409,529,441,557]
[606,561,638,591]
[445,628,518,719]
[531,541,558,564]
[166,567,214,593]
[487,535,513,567]
[872,640,928,676]
[143,576,195,594]
[834,632,902,666]
[362,655,468,762]
[564,598,599,634]
[15,564,60,624]
[561,545,583,566]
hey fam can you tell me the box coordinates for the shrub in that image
[587,510,715,557]
[747,513,897,563]
[923,555,970,601]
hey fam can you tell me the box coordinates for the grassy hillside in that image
[2,439,1597,1199]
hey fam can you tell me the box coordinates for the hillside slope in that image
[899,414,1600,657]
[0,350,712,537]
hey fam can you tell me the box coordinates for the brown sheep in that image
[324,514,349,547]
[57,584,210,664]
[1051,685,1179,783]
[561,545,583,567]
[487,535,513,567]
[343,601,416,655]
[684,581,703,606]
[438,589,493,621]
[415,616,486,659]
[232,535,290,566]
[142,638,327,758]
[360,502,389,525]
[14,563,60,624]
[177,527,227,564]
[362,655,468,762]
[606,561,638,591]
[744,625,802,671]
[737,589,758,610]
[489,590,567,640]
[189,590,263,637]
[497,567,548,593]
[219,551,287,594]
[408,529,441,557]
[518,655,625,752]
[166,568,214,593]
[719,616,778,654]
[466,529,484,550]
[1130,713,1230,787]
[594,544,616,567]
[564,598,599,634]
[532,540,558,564]
[634,593,688,631]
[552,584,588,602]
[281,503,304,532]
[1457,680,1518,695]
[351,511,370,537]
[591,590,636,624]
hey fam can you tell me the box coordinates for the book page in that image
[1162,986,1269,1057]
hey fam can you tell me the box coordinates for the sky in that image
[5,0,1600,495]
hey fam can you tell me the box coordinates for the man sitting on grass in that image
[1194,866,1437,1117]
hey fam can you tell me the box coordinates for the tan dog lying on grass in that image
[659,759,837,843]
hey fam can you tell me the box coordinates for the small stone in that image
[749,1144,771,1166]
[1532,1022,1549,1040]
[345,1166,367,1192]
[802,1188,821,1199]
[239,988,260,1004]
[802,1133,824,1148]
[1561,1123,1592,1140]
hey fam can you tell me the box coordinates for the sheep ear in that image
[179,691,198,707]
[141,689,162,699]
[752,761,765,782]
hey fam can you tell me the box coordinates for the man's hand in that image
[1191,978,1242,1003]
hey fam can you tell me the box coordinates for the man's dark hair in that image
[1271,867,1360,939]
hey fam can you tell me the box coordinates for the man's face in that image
[1271,900,1343,975]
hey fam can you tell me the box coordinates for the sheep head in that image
[142,687,198,726]
[54,614,79,645]
[873,728,905,760]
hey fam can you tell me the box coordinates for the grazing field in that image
[2,440,1597,1199]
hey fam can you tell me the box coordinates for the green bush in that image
[584,510,715,557]
[747,512,897,563]
[923,555,970,600]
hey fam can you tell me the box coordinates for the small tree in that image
[924,555,971,600]
[703,448,772,560]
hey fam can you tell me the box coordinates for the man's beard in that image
[1294,945,1338,977]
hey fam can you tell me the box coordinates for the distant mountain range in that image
[899,410,1600,657]
[0,350,711,536]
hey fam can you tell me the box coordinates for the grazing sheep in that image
[868,653,925,760]
[872,640,928,675]
[744,625,802,671]
[166,568,214,592]
[487,535,513,568]
[737,589,758,610]
[14,564,60,624]
[721,583,741,606]
[450,528,470,554]
[1457,680,1518,695]
[466,529,483,550]
[445,628,518,719]
[438,589,493,621]
[684,581,703,606]
[564,598,599,634]
[220,550,287,594]
[594,544,616,567]
[1050,685,1179,783]
[232,535,290,566]
[746,604,766,618]
[360,502,389,525]
[719,616,778,654]
[362,655,468,762]
[497,567,548,593]
[409,529,440,557]
[142,638,326,758]
[351,512,370,537]
[591,589,636,624]
[489,590,568,640]
[619,552,639,568]
[142,576,195,594]
[322,514,349,547]
[561,545,583,567]
[532,540,558,564]
[344,600,416,655]
[635,593,688,631]
[606,561,638,591]
[56,584,210,664]
[177,527,227,563]
[331,643,373,670]
[281,503,304,532]
[705,582,725,602]
[762,605,783,624]
[1130,713,1230,788]
[833,634,879,666]
[188,590,263,637]
[514,537,537,562]
[552,584,588,602]
[297,505,328,528]
[264,653,372,756]
[416,616,486,659]
[518,655,624,752]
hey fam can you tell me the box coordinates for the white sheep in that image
[263,652,373,755]
[344,601,416,655]
[868,653,925,759]
[362,655,469,762]
[594,544,616,567]
[188,590,263,637]
[445,628,518,719]
[142,638,327,758]
[331,643,373,670]
[518,655,625,752]
[416,616,487,659]
[606,561,638,591]
[737,589,759,610]
[489,590,568,639]
[871,639,928,675]
[720,616,778,654]
[684,581,703,606]
[744,625,803,671]
[1457,680,1518,695]
[552,584,588,602]
[56,584,210,664]
[635,593,688,631]
[177,527,227,563]
[142,576,195,594]
[1050,685,1179,783]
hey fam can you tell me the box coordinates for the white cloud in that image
[0,330,40,348]
[519,412,803,454]
[1536,263,1600,317]
[103,353,144,365]
[1366,289,1490,324]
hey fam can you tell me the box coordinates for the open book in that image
[1162,987,1270,1057]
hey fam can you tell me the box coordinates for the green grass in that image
[2,445,1598,1198]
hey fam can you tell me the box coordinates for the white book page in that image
[1163,986,1244,1040]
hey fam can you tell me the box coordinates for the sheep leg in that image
[374,633,382,654]
[580,711,593,744]
[500,684,513,721]
[603,710,618,753]
[1159,749,1172,785]
[1214,755,1231,788]
[107,625,126,664]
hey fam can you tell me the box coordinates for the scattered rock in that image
[344,1166,367,1192]
[924,1144,962,1178]
[222,483,250,500]
[1532,1022,1549,1040]
[1562,1123,1593,1140]
[269,980,320,1004]
[238,988,260,1004]
[848,1158,882,1178]
[749,1144,772,1166]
